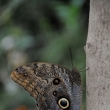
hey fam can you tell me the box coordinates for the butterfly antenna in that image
[79,64,86,70]
[81,86,88,94]
[69,46,73,68]
[79,67,89,72]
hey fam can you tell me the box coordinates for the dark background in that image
[0,0,89,110]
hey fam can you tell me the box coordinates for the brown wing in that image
[11,62,82,110]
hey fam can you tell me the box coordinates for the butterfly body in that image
[11,62,82,110]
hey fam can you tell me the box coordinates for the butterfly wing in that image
[11,62,82,110]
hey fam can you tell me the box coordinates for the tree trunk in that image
[86,0,110,110]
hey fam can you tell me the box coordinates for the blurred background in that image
[0,0,89,110]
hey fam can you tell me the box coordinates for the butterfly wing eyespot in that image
[15,67,28,78]
[53,91,57,96]
[58,98,70,109]
[53,78,60,85]
[24,73,28,77]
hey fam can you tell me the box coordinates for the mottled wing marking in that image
[10,62,82,110]
[72,67,81,85]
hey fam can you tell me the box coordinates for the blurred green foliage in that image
[0,0,89,110]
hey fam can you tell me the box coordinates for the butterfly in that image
[11,62,82,110]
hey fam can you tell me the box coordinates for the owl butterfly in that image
[11,62,82,110]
